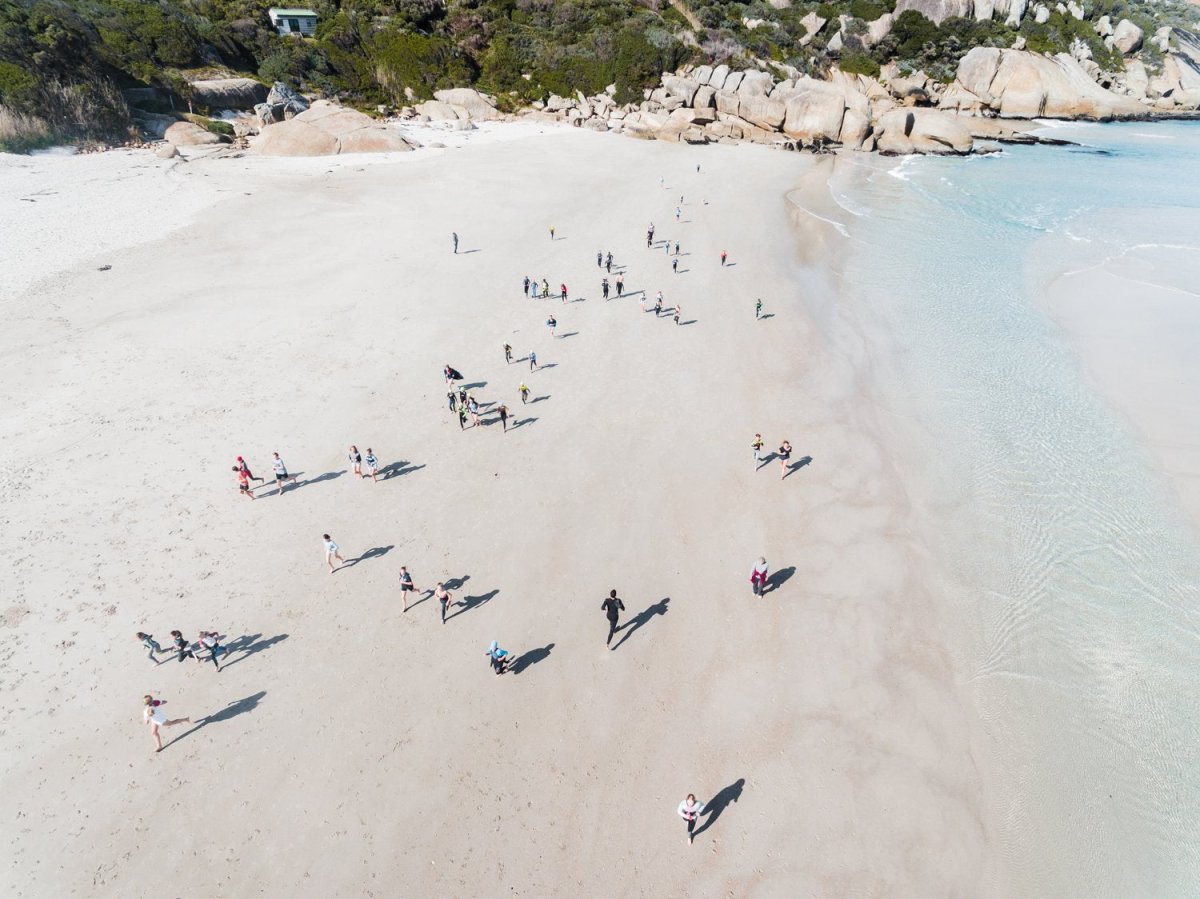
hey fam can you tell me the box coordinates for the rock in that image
[545,95,574,112]
[715,91,741,116]
[253,104,413,156]
[694,86,716,108]
[998,0,1027,27]
[782,78,867,146]
[132,110,178,140]
[708,64,731,89]
[953,47,1146,119]
[670,107,717,124]
[1110,19,1143,55]
[154,143,179,159]
[866,14,895,47]
[827,32,844,54]
[415,100,466,121]
[1152,26,1171,53]
[1066,0,1083,19]
[737,71,775,98]
[974,0,994,21]
[938,82,985,113]
[893,0,973,26]
[164,121,222,147]
[188,77,267,111]
[662,95,685,111]
[663,75,701,105]
[433,88,500,120]
[1120,59,1150,99]
[738,96,787,130]
[874,108,974,154]
[1094,15,1113,37]
[1034,3,1050,23]
[723,71,745,92]
[693,65,713,86]
[799,12,827,44]
[263,81,309,122]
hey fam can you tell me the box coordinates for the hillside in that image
[1,0,1198,151]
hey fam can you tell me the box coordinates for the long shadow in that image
[693,778,745,838]
[460,248,482,254]
[510,417,538,429]
[529,395,551,404]
[611,597,670,651]
[300,470,346,488]
[675,268,691,274]
[446,588,499,620]
[537,363,558,370]
[443,574,471,591]
[221,633,289,669]
[378,461,425,480]
[340,545,394,569]
[722,261,738,267]
[559,331,580,338]
[407,589,434,610]
[678,319,698,326]
[461,381,487,391]
[510,643,555,674]
[162,691,267,750]
[783,456,813,480]
[759,313,776,320]
[757,452,777,471]
[766,567,796,594]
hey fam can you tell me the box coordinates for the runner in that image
[519,382,530,404]
[678,794,706,844]
[143,695,190,753]
[452,232,459,254]
[752,434,764,468]
[468,397,481,427]
[272,452,298,495]
[616,275,624,297]
[606,252,613,272]
[721,249,728,266]
[197,630,223,671]
[235,456,263,483]
[136,632,163,664]
[233,466,256,501]
[497,403,509,432]
[675,206,681,221]
[542,278,550,297]
[504,343,513,364]
[778,440,793,479]
[654,293,662,317]
[364,448,379,482]
[523,276,530,297]
[673,304,681,325]
[639,293,647,313]
[531,280,539,298]
[750,557,769,596]
[597,251,603,268]
[170,629,197,663]
[672,258,678,274]
[434,582,453,624]
[559,283,568,304]
[755,298,763,319]
[458,405,469,430]
[323,533,345,573]
[447,390,457,412]
[549,226,555,240]
[399,565,418,612]
[547,314,557,338]
[348,445,363,478]
[486,640,509,676]
[444,363,463,384]
[529,351,538,372]
[602,278,609,300]
[601,589,625,648]
[674,242,680,255]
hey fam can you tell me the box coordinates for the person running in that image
[756,298,763,319]
[235,456,263,484]
[458,386,468,408]
[531,280,539,299]
[601,590,625,648]
[399,565,418,612]
[751,557,769,596]
[444,363,461,384]
[616,276,624,297]
[646,231,653,249]
[323,534,344,573]
[468,397,481,427]
[559,283,568,304]
[272,452,298,495]
[721,249,728,266]
[529,351,538,371]
[675,206,681,221]
[486,640,509,676]
[170,629,197,664]
[137,632,163,664]
[434,582,453,624]
[602,278,609,300]
[672,258,678,274]
[678,794,705,844]
[541,278,550,298]
[523,276,530,297]
[447,390,457,412]
[197,630,223,671]
[348,445,363,478]
[547,314,557,338]
[549,226,555,240]
[673,304,681,325]
[519,382,530,404]
[606,252,613,272]
[664,241,670,256]
[364,448,379,482]
[504,343,513,364]
[674,242,680,255]
[597,251,603,268]
[143,695,190,753]
[452,232,459,254]
[752,434,764,468]
[458,405,469,430]
[778,440,793,479]
[648,223,655,242]
[498,403,509,432]
[654,293,662,317]
[234,466,256,501]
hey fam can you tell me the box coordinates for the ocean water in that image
[832,123,1200,897]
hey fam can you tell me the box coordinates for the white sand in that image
[0,132,987,895]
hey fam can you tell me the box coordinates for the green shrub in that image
[0,62,39,109]
[839,52,881,76]
[371,31,476,102]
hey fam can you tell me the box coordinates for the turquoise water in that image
[834,123,1200,897]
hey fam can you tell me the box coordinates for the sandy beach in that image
[0,128,999,896]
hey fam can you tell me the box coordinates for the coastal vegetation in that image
[0,0,1197,151]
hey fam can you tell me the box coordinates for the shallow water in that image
[834,123,1200,897]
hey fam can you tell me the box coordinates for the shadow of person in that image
[510,643,555,674]
[163,691,267,750]
[220,633,290,669]
[693,778,746,838]
[443,574,471,591]
[340,545,394,569]
[783,455,812,479]
[766,567,795,594]
[299,470,346,488]
[447,588,499,620]
[378,460,426,480]
[611,598,670,651]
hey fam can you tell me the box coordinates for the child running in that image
[399,565,418,612]
[752,434,764,468]
[486,640,509,676]
[364,448,379,482]
[234,466,256,501]
[323,534,345,573]
[519,383,530,404]
[778,440,793,479]
[348,445,363,478]
[434,582,453,624]
[272,452,298,495]
[498,403,509,432]
[143,695,190,753]
[136,632,163,664]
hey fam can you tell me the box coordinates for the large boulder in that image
[893,0,973,25]
[694,86,717,108]
[737,70,775,98]
[781,77,870,147]
[1109,19,1143,55]
[738,96,787,130]
[953,47,1146,118]
[663,75,701,105]
[253,103,413,156]
[433,88,500,120]
[708,64,731,88]
[188,78,267,110]
[163,121,223,147]
[416,100,468,121]
[799,11,827,45]
[866,14,895,47]
[874,108,974,154]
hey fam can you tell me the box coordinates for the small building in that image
[268,8,318,37]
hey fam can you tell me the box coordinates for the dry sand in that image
[0,131,987,896]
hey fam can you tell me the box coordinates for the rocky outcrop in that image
[893,0,972,26]
[253,102,414,156]
[952,47,1146,118]
[254,82,309,126]
[163,121,223,147]
[433,88,500,120]
[188,78,267,111]
[874,108,974,154]
[1109,19,1143,55]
